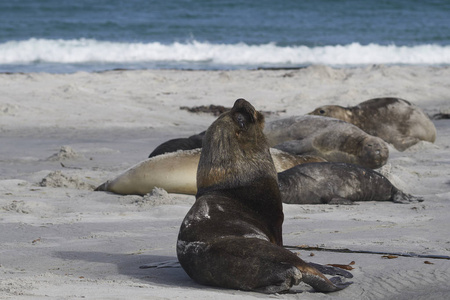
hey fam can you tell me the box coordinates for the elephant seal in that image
[264,115,389,169]
[308,97,437,151]
[278,162,423,204]
[177,99,351,293]
[95,149,201,195]
[95,148,325,196]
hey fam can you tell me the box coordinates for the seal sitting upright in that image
[177,99,351,293]
[308,97,437,151]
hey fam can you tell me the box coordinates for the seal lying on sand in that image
[308,97,437,151]
[177,98,351,293]
[95,148,325,196]
[264,115,389,169]
[278,162,422,204]
[149,132,205,158]
[96,149,201,195]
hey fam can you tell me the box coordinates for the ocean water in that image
[1,0,450,73]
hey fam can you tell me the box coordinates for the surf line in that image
[284,245,450,260]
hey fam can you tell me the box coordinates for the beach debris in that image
[431,107,450,119]
[180,104,285,117]
[382,255,398,259]
[285,245,450,260]
[1,200,30,214]
[327,261,356,271]
[180,104,229,116]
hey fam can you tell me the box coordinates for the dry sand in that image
[1,65,450,299]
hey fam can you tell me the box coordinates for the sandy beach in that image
[1,65,450,299]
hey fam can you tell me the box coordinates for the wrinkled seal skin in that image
[95,148,324,196]
[308,97,437,151]
[278,162,423,204]
[264,115,389,169]
[177,99,351,293]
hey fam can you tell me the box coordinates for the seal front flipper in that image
[328,197,357,205]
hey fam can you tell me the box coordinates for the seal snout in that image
[360,137,389,169]
[232,98,260,124]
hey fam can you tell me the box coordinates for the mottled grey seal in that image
[264,115,389,169]
[308,97,437,151]
[95,148,326,196]
[177,98,352,293]
[278,162,422,204]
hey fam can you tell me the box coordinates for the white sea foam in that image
[1,38,450,66]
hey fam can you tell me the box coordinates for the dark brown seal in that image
[177,99,352,293]
[264,115,389,169]
[308,97,437,151]
[278,162,423,204]
[149,132,205,158]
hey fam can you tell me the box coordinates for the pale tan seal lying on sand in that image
[177,98,352,293]
[308,97,436,151]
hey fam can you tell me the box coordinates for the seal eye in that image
[319,109,325,114]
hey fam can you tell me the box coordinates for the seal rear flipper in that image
[391,189,424,203]
[253,265,303,294]
[395,136,421,151]
[307,262,353,278]
[297,262,352,292]
[94,181,109,191]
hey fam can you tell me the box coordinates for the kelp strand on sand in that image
[285,245,450,260]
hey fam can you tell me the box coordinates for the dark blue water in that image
[1,0,450,73]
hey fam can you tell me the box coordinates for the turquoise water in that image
[1,0,449,73]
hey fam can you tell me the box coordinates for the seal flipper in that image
[94,180,110,192]
[296,261,353,292]
[308,262,353,278]
[391,189,424,203]
[253,265,303,294]
[328,197,357,205]
[395,136,421,152]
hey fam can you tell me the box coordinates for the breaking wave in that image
[1,38,449,67]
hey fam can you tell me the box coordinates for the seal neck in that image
[196,175,284,246]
